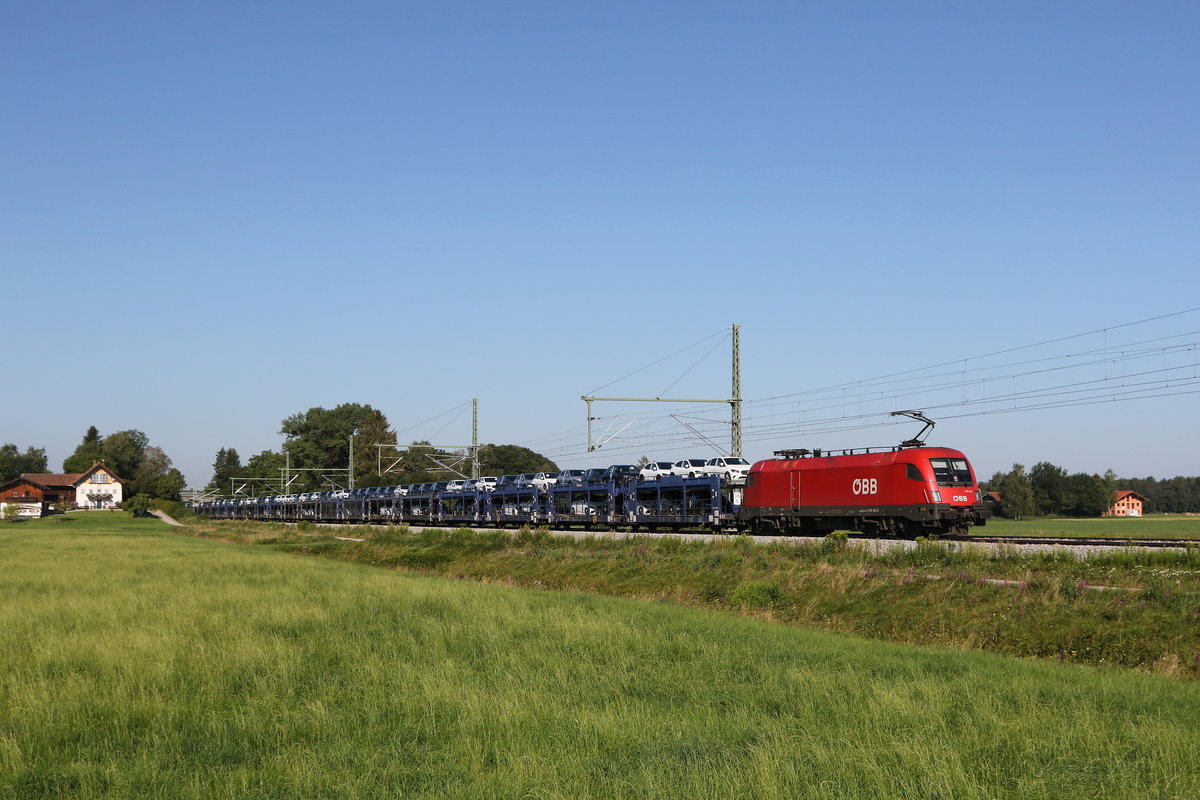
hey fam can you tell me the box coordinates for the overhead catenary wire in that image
[585,328,730,396]
[756,306,1200,402]
[521,307,1200,465]
[394,400,474,438]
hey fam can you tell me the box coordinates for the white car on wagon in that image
[639,461,676,481]
[704,456,751,484]
[670,458,711,478]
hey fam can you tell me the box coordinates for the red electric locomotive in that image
[738,415,990,537]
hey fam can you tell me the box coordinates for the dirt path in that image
[151,509,187,527]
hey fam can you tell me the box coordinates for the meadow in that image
[2,513,1200,798]
[979,515,1200,539]
[193,515,1200,678]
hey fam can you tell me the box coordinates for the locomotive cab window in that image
[904,463,923,481]
[928,458,972,486]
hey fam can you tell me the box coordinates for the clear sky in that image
[4,1,1197,487]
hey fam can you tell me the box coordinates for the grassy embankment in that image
[182,515,1200,677]
[2,513,1199,798]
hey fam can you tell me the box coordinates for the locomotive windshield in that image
[928,458,973,486]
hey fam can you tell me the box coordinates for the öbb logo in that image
[852,478,878,495]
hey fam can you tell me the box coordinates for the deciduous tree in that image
[352,409,396,487]
[0,444,48,481]
[477,444,558,477]
[1029,461,1068,516]
[100,430,149,480]
[242,450,288,493]
[63,426,104,473]
[994,464,1035,520]
[280,403,380,490]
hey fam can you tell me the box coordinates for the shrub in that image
[123,494,154,517]
[822,530,849,552]
[731,579,783,608]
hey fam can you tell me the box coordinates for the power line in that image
[394,401,473,438]
[753,306,1200,402]
[586,328,729,395]
[503,309,1200,466]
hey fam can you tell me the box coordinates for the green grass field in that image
[193,516,1200,677]
[3,513,1200,798]
[979,514,1200,539]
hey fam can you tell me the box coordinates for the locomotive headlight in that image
[931,491,942,502]
[975,490,982,502]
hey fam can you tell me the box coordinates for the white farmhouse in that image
[74,463,124,508]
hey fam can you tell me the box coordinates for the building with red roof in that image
[1104,490,1148,517]
[0,462,125,515]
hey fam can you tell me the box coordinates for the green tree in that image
[994,464,1035,519]
[63,426,104,473]
[148,468,186,501]
[242,450,288,494]
[123,493,154,517]
[1102,468,1118,513]
[1029,461,1068,516]
[1063,472,1110,517]
[0,444,48,481]
[387,440,447,485]
[130,446,183,499]
[352,409,396,487]
[477,444,558,477]
[280,403,380,490]
[100,430,149,480]
[206,447,244,493]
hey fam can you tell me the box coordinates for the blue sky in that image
[4,1,1197,487]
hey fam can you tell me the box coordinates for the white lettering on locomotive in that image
[852,478,878,495]
[952,495,969,502]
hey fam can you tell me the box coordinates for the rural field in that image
[192,513,1200,678]
[3,513,1200,799]
[977,515,1200,539]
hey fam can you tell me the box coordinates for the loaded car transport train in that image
[192,438,990,538]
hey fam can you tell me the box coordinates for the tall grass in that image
[192,519,1200,677]
[2,517,1199,798]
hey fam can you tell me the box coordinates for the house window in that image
[93,472,109,484]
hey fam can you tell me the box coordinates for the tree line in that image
[0,444,48,482]
[206,403,558,495]
[2,426,185,502]
[981,461,1200,519]
[63,426,186,500]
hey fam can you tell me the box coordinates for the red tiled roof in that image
[17,462,124,489]
[19,473,84,488]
